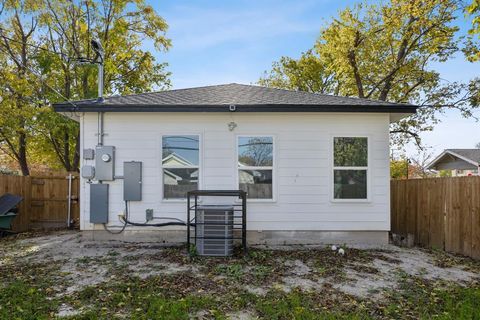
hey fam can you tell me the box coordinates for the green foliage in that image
[255,290,367,320]
[334,137,368,167]
[0,0,171,174]
[259,0,479,148]
[0,281,57,319]
[439,169,453,177]
[215,263,244,280]
[465,0,480,62]
[390,159,408,179]
[133,296,198,320]
[384,276,480,319]
[258,50,337,94]
[72,277,217,319]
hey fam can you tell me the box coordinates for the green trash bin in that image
[0,193,22,237]
[0,212,17,229]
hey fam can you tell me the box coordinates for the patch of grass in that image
[384,275,480,319]
[76,256,94,264]
[132,295,214,320]
[106,250,119,257]
[247,249,273,262]
[255,289,369,320]
[428,248,480,273]
[215,263,244,280]
[77,286,97,301]
[435,286,480,319]
[0,280,58,319]
[251,265,272,280]
[68,275,223,318]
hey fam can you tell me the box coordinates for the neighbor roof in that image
[427,149,480,169]
[53,83,418,113]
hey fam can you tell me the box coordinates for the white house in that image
[54,83,417,245]
[427,149,480,177]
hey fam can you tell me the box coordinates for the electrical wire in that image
[0,46,78,111]
[0,27,76,60]
[122,201,188,227]
[123,219,187,227]
[102,201,128,234]
[151,217,187,224]
[103,200,190,234]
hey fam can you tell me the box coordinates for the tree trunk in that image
[72,131,80,172]
[347,31,365,98]
[63,131,71,172]
[18,131,29,176]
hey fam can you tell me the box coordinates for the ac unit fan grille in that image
[196,206,234,257]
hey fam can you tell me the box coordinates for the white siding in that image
[80,112,391,231]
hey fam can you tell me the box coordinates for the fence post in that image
[66,173,73,228]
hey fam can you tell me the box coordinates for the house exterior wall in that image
[433,158,478,171]
[79,112,391,240]
[450,169,479,177]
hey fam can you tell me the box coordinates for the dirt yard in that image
[1,231,479,319]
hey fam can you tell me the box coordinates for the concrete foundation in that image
[81,229,389,247]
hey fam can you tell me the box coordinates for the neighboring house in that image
[162,153,199,186]
[427,149,480,177]
[54,83,417,245]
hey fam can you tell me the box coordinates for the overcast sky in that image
[150,0,480,158]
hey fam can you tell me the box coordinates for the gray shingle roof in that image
[53,83,417,113]
[427,149,480,170]
[446,149,480,164]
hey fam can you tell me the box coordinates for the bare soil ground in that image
[1,231,479,319]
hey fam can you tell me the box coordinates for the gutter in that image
[53,103,418,114]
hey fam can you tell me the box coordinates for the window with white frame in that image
[333,137,368,200]
[162,135,199,199]
[238,136,273,199]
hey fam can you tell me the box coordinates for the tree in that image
[465,1,480,109]
[259,0,479,147]
[475,141,480,148]
[390,158,408,179]
[465,0,480,62]
[408,151,435,178]
[258,50,338,94]
[0,1,43,176]
[0,0,171,174]
[238,137,273,166]
[36,0,171,172]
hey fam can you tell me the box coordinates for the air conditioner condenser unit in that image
[195,205,234,257]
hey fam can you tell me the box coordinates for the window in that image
[333,137,368,200]
[162,135,199,199]
[238,136,273,199]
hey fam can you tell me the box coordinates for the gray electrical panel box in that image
[81,165,95,179]
[83,148,95,160]
[95,146,115,181]
[124,161,142,201]
[90,184,109,223]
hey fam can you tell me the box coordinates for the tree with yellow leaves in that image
[260,0,479,147]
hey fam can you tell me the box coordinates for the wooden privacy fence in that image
[0,173,80,232]
[391,176,480,259]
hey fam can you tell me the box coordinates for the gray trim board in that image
[54,103,417,113]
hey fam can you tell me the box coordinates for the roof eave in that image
[53,103,418,114]
[427,150,480,170]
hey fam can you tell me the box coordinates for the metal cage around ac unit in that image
[187,190,247,257]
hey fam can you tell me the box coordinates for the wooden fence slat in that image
[0,173,79,232]
[472,178,480,259]
[392,176,480,260]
